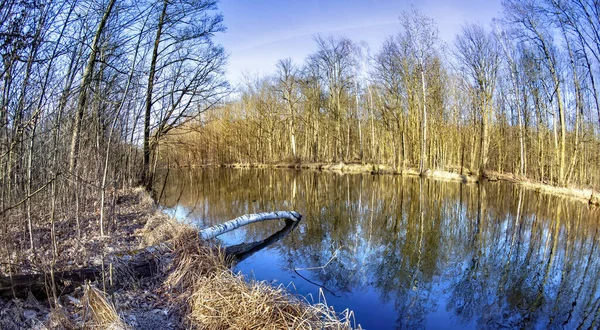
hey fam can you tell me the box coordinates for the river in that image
[155,168,600,329]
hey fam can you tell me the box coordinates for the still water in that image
[155,168,600,329]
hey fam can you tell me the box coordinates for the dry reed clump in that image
[81,283,129,329]
[163,223,359,329]
[139,211,190,247]
[164,226,228,312]
[134,187,155,208]
[189,270,358,330]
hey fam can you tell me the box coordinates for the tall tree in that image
[275,58,301,161]
[397,8,441,174]
[455,23,500,177]
[142,0,227,190]
[69,0,116,174]
[504,0,568,185]
[308,35,356,162]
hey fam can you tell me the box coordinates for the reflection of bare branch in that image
[292,246,342,271]
[157,165,171,202]
[283,245,344,298]
[292,268,341,298]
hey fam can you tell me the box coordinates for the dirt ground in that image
[0,187,183,329]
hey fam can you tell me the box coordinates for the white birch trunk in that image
[199,211,302,240]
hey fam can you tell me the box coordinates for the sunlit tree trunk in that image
[143,0,168,190]
[69,0,116,174]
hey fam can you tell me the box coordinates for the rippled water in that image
[155,168,600,329]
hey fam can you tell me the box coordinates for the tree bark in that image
[419,68,427,174]
[143,0,168,191]
[199,211,301,240]
[68,0,116,174]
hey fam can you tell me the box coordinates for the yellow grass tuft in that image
[162,221,360,329]
[133,186,155,208]
[81,283,129,329]
[139,212,190,247]
[189,270,358,330]
[164,226,228,313]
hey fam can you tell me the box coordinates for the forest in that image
[1,0,600,328]
[0,0,228,250]
[161,0,600,192]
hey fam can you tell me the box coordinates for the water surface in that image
[155,168,600,329]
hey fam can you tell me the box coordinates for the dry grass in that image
[45,307,78,330]
[81,283,129,329]
[5,189,359,330]
[190,270,358,330]
[139,211,190,247]
[158,222,359,329]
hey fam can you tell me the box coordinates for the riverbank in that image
[213,162,599,205]
[0,188,357,329]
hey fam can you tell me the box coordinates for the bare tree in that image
[398,8,441,174]
[142,0,227,190]
[455,23,500,177]
[275,58,301,161]
[308,35,356,162]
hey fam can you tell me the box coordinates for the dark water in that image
[155,168,600,329]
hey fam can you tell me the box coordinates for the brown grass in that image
[45,307,78,330]
[153,220,360,329]
[138,211,190,247]
[81,283,129,329]
[190,271,358,330]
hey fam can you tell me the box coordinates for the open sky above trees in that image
[215,0,503,85]
[161,0,600,192]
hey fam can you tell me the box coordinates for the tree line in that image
[0,0,227,252]
[161,0,600,190]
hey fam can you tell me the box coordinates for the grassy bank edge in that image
[135,197,360,329]
[184,162,599,206]
[1,187,359,329]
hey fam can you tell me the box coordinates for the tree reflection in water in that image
[155,168,600,329]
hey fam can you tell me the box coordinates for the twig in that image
[292,268,340,298]
[292,246,341,271]
[0,176,57,216]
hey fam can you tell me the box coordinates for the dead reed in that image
[81,283,129,329]
[159,220,360,329]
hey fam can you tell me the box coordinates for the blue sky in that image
[214,0,504,87]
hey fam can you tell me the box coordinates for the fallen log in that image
[225,218,299,265]
[0,255,159,300]
[0,211,301,300]
[199,211,301,239]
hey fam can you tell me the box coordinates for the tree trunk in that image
[143,0,168,191]
[199,211,301,240]
[69,0,116,174]
[419,68,427,174]
[479,97,489,177]
[0,256,159,300]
